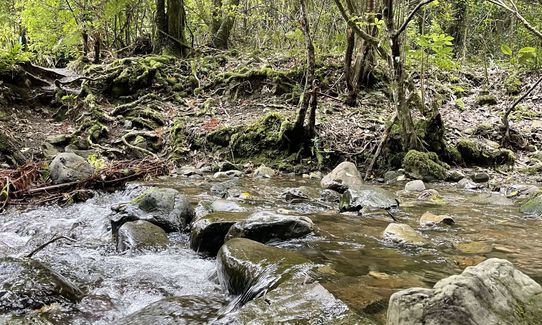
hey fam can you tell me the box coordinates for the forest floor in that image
[1,53,542,184]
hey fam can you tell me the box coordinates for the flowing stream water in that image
[1,175,541,324]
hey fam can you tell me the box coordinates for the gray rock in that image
[387,258,542,325]
[116,220,169,251]
[446,170,466,182]
[221,281,367,325]
[210,199,247,212]
[472,172,490,183]
[111,187,194,235]
[216,238,312,295]
[500,184,539,198]
[0,257,83,312]
[210,179,240,198]
[190,212,249,256]
[213,170,244,179]
[384,170,403,183]
[119,295,226,325]
[321,162,362,193]
[218,161,240,172]
[320,189,341,203]
[404,180,426,192]
[279,187,310,202]
[46,134,72,145]
[457,178,483,190]
[383,223,427,246]
[339,186,399,212]
[253,165,276,178]
[49,152,94,184]
[225,211,314,243]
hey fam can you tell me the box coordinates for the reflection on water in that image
[2,176,541,324]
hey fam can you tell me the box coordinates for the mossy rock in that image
[475,94,497,106]
[207,125,237,147]
[230,112,289,159]
[456,138,515,166]
[402,150,448,181]
[505,75,522,95]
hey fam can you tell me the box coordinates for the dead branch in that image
[26,235,76,258]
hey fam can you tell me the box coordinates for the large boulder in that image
[216,238,312,295]
[190,212,249,256]
[118,295,226,325]
[0,257,83,312]
[116,220,169,251]
[321,162,363,193]
[387,258,542,325]
[225,211,314,243]
[339,186,399,212]
[221,281,369,325]
[456,138,515,167]
[111,187,194,234]
[49,152,94,184]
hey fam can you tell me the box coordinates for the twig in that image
[121,131,159,158]
[394,0,437,39]
[25,235,76,258]
[502,74,542,145]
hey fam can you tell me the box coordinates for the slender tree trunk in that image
[209,0,240,49]
[154,0,167,53]
[165,0,188,57]
[93,33,101,64]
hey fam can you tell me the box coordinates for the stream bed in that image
[1,174,541,324]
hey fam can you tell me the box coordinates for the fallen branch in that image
[502,75,542,145]
[26,235,76,258]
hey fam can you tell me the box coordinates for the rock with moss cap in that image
[387,258,542,325]
[402,150,448,182]
[116,220,169,251]
[190,212,249,256]
[456,138,515,166]
[216,238,313,295]
[111,187,195,234]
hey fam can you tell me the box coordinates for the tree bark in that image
[154,0,167,53]
[209,0,240,49]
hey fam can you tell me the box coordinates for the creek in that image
[1,175,541,324]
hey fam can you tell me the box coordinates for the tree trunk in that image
[93,33,101,64]
[165,0,188,57]
[209,0,240,49]
[154,0,167,53]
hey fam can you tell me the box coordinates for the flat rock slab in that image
[383,223,427,246]
[387,258,542,325]
[119,295,226,325]
[340,186,399,212]
[216,238,312,295]
[225,211,314,243]
[0,257,83,312]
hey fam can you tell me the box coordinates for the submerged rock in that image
[455,241,493,254]
[223,281,367,325]
[119,295,226,325]
[419,212,454,226]
[216,238,312,295]
[210,199,247,212]
[0,257,83,312]
[520,193,542,216]
[387,258,542,325]
[111,187,194,234]
[210,179,240,198]
[116,220,169,251]
[49,152,94,184]
[383,223,427,246]
[279,187,310,202]
[190,212,249,256]
[320,161,363,193]
[339,186,399,212]
[320,189,341,203]
[225,211,314,243]
[404,180,425,192]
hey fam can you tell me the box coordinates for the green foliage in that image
[501,44,541,68]
[409,33,457,70]
[87,154,106,170]
[0,44,31,69]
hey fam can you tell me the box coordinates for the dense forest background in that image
[1,0,542,176]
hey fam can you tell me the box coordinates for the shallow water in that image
[1,176,541,323]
